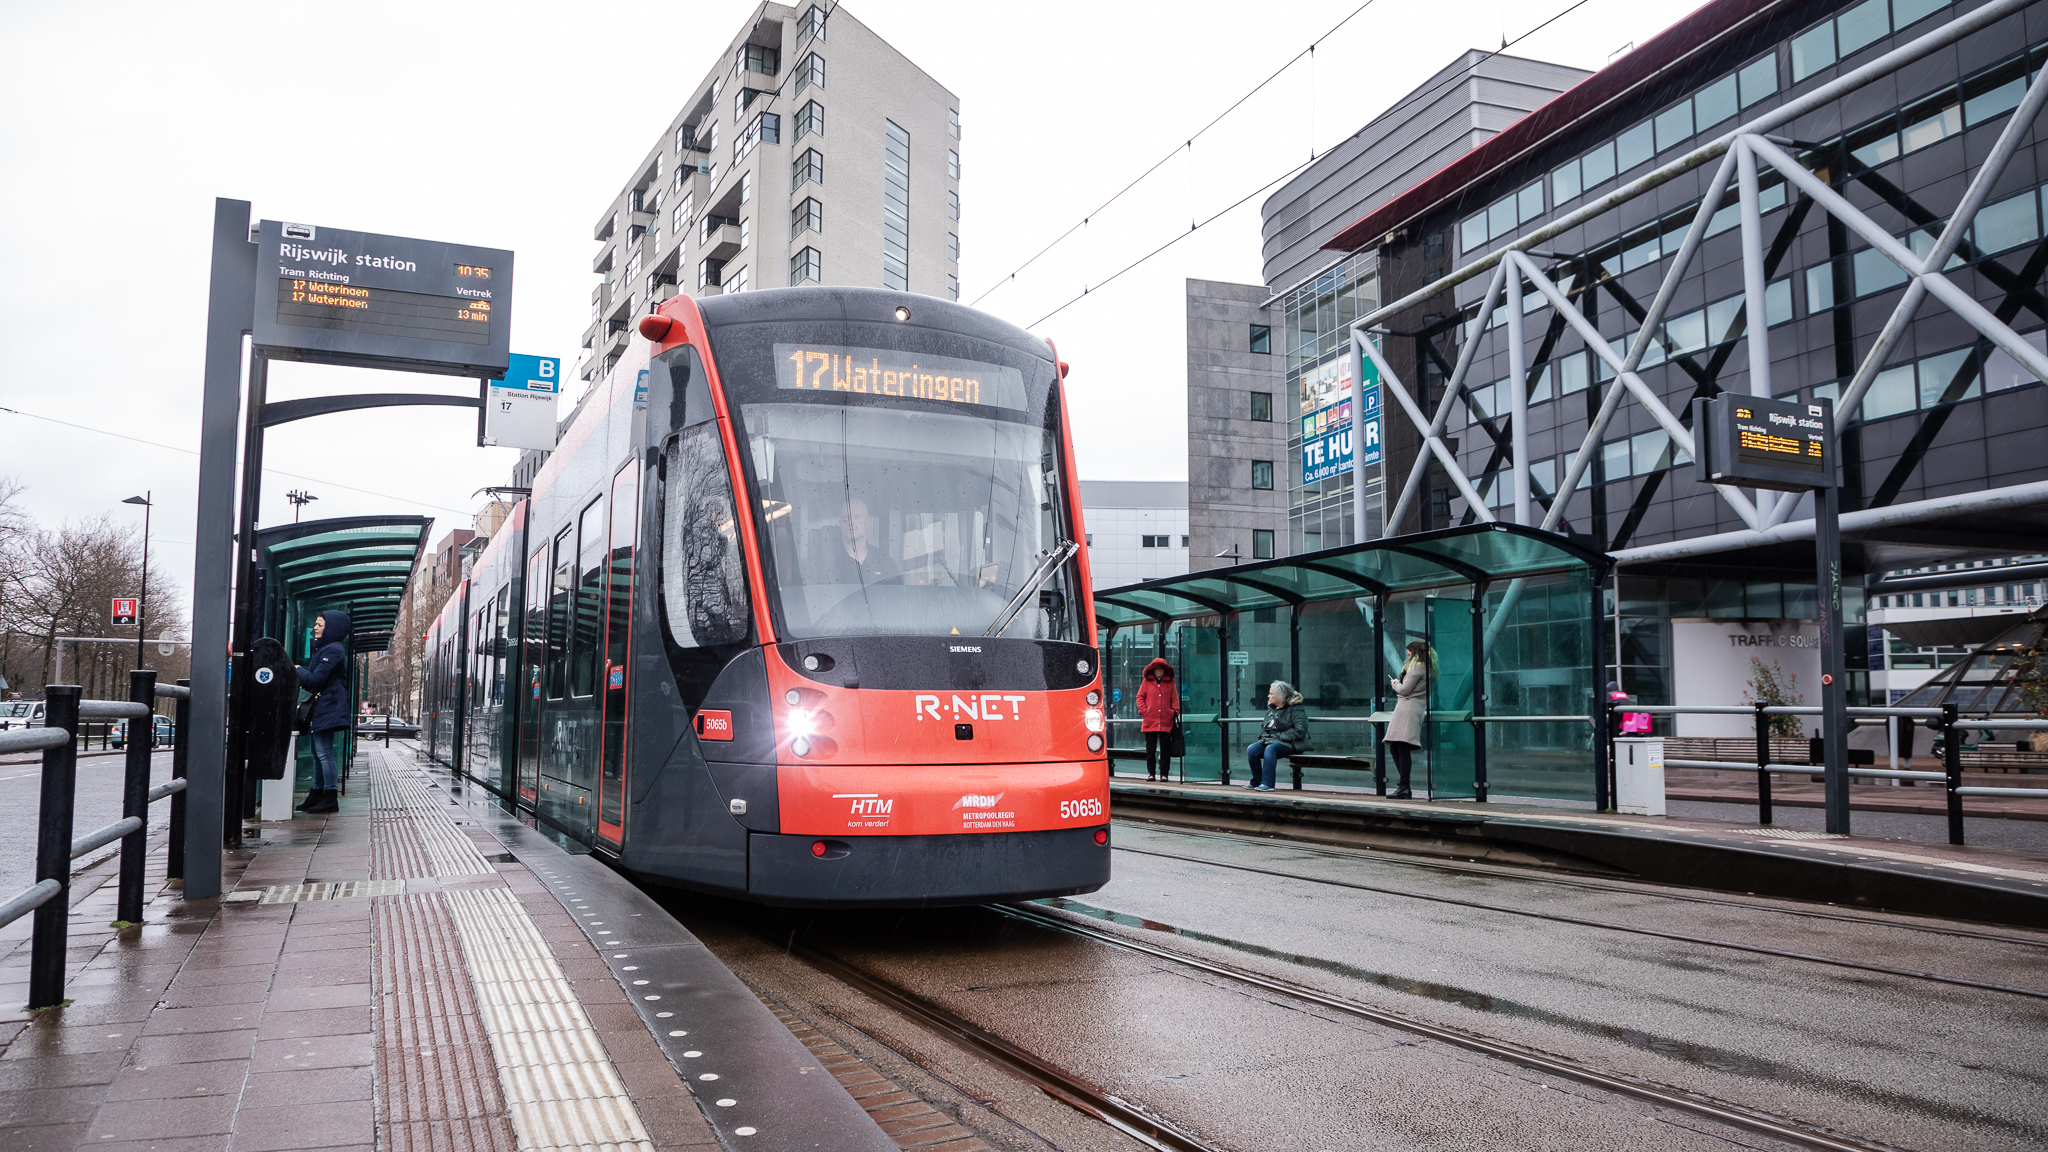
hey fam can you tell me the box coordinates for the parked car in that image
[110,715,174,749]
[356,715,421,738]
[0,700,46,730]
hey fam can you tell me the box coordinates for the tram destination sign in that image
[252,220,512,377]
[1693,394,1834,492]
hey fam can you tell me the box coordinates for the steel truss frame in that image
[1347,0,2048,561]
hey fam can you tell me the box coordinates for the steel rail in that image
[997,902,1900,1152]
[1116,823,2048,948]
[770,935,1225,1152]
[1106,845,2048,1001]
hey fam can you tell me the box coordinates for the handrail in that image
[72,816,142,859]
[0,727,69,754]
[78,700,150,719]
[0,880,62,931]
[154,684,191,701]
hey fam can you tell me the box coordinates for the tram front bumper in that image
[746,825,1111,908]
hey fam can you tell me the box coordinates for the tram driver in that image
[815,497,901,586]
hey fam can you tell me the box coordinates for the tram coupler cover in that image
[244,636,299,780]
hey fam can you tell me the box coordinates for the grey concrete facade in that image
[1260,51,1591,291]
[576,3,958,392]
[1187,279,1287,566]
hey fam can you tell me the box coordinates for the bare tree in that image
[0,515,188,699]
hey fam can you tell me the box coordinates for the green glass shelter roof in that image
[254,516,433,654]
[1093,523,1610,626]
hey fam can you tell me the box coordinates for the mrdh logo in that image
[952,793,1003,810]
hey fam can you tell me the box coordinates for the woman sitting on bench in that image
[1246,680,1309,792]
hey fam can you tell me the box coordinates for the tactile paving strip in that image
[375,892,520,1152]
[446,886,655,1152]
[249,879,407,903]
[1731,828,1851,840]
[373,761,495,878]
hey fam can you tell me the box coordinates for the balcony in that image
[701,217,741,262]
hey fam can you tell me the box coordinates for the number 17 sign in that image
[112,598,139,626]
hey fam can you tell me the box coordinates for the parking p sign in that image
[112,598,139,626]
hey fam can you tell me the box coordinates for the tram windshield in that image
[742,401,1079,640]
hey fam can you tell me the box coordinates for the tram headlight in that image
[1083,708,1103,733]
[791,736,812,758]
[1086,690,1100,706]
[788,709,815,736]
[1087,734,1104,753]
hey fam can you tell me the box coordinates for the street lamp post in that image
[122,493,151,672]
[287,489,317,523]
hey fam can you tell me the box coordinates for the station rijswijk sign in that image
[483,354,562,451]
[1300,347,1383,485]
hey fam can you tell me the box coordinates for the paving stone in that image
[0,1083,107,1127]
[102,1056,250,1102]
[142,1003,264,1036]
[239,1063,372,1107]
[86,1092,239,1140]
[229,1099,374,1151]
[127,1027,258,1066]
[255,1005,371,1040]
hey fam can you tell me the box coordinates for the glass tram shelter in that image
[251,516,434,798]
[1096,523,1614,804]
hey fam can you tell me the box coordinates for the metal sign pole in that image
[1817,482,1849,834]
[184,199,255,899]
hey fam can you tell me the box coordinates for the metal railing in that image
[1110,711,1596,788]
[0,673,192,1009]
[1621,702,2045,844]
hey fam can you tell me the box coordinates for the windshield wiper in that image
[984,538,1080,638]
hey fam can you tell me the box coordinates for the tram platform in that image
[1109,776,2048,930]
[0,746,900,1152]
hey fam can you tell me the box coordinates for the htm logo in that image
[848,797,893,816]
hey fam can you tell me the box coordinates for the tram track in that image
[1107,840,2048,1000]
[1116,818,2048,948]
[991,901,1897,1152]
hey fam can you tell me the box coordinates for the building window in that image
[671,196,691,236]
[947,274,959,300]
[742,42,779,75]
[698,258,723,289]
[1252,529,1275,559]
[948,189,960,221]
[726,264,748,293]
[1250,391,1272,421]
[1251,460,1274,490]
[948,149,960,179]
[948,107,960,139]
[1181,535,1189,547]
[624,249,642,284]
[792,196,824,239]
[795,51,825,94]
[1249,323,1270,354]
[739,216,750,250]
[790,246,822,284]
[948,232,958,261]
[796,4,827,49]
[795,99,824,141]
[1459,180,1544,253]
[883,119,911,291]
[734,112,778,163]
[793,148,824,192]
[675,124,693,155]
[1141,535,1160,548]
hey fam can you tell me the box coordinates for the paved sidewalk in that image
[0,746,863,1152]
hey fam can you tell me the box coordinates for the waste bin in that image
[1613,736,1665,816]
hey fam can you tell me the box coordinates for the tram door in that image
[1426,597,1477,799]
[518,547,548,806]
[596,464,637,845]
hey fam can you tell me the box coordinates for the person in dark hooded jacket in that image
[1135,657,1181,781]
[295,610,352,814]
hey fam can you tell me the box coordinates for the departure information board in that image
[1694,394,1835,492]
[253,221,512,377]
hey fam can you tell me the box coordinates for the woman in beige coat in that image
[1385,640,1431,798]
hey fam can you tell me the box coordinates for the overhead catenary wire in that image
[968,0,1391,310]
[0,404,474,517]
[994,0,1597,325]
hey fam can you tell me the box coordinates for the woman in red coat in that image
[1136,657,1181,781]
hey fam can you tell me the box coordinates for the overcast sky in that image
[0,0,1705,615]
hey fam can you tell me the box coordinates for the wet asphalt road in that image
[0,749,172,897]
[685,821,2048,1152]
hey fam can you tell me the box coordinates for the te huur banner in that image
[1300,353,1382,486]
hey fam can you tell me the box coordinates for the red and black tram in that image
[422,286,1110,906]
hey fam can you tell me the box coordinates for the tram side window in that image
[524,549,548,707]
[662,424,750,647]
[547,526,574,698]
[607,464,639,677]
[492,586,511,705]
[573,496,606,697]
